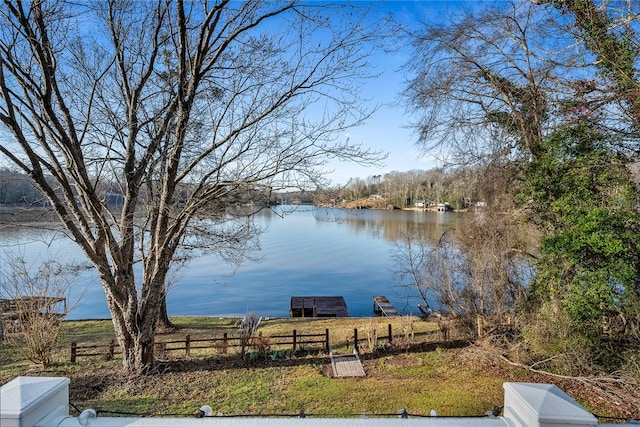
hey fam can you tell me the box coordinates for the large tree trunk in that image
[116,319,156,375]
[157,294,176,330]
[104,274,164,375]
[111,310,158,375]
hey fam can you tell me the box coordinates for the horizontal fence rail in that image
[70,340,117,363]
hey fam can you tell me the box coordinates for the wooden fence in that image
[71,328,331,363]
[69,324,462,363]
[70,339,118,363]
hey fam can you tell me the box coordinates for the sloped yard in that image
[1,316,638,421]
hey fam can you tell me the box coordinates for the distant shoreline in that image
[0,206,58,220]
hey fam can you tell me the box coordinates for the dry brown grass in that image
[258,316,440,353]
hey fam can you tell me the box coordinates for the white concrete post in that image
[0,376,70,427]
[503,382,597,427]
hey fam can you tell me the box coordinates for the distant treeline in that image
[0,168,125,207]
[0,168,50,206]
[0,168,278,208]
[0,166,496,210]
[328,166,510,210]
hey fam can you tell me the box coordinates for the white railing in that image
[0,376,632,427]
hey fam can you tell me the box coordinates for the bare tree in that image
[392,191,536,323]
[403,0,558,165]
[533,0,640,130]
[392,228,469,317]
[405,0,640,164]
[0,1,384,375]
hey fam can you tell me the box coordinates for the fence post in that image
[186,334,191,356]
[477,316,484,338]
[109,339,115,359]
[222,332,228,354]
[292,329,297,352]
[388,324,393,344]
[70,341,77,363]
[325,328,330,353]
[353,328,358,353]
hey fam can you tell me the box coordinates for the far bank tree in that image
[0,0,383,375]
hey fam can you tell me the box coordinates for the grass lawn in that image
[0,316,637,421]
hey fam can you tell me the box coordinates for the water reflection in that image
[311,207,462,243]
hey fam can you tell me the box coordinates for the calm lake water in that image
[0,206,464,319]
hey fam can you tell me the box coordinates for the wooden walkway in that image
[372,296,399,317]
[330,351,366,377]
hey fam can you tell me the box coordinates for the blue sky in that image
[323,1,481,185]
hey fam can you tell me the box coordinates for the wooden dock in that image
[0,297,67,320]
[372,295,399,317]
[1,297,67,338]
[290,296,349,318]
